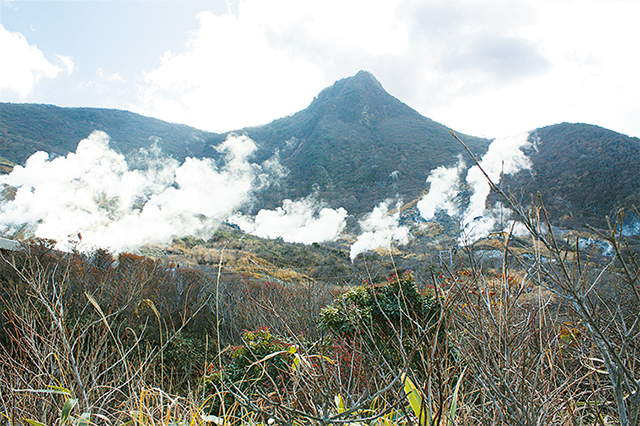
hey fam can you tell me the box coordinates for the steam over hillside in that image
[2,126,625,260]
[0,131,260,251]
[1,71,639,257]
[0,131,358,253]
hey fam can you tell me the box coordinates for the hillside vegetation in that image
[2,205,639,425]
[504,123,640,229]
[0,103,211,164]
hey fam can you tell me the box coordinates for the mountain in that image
[501,123,640,229]
[2,72,639,232]
[0,103,211,164]
[204,71,491,214]
[1,72,491,216]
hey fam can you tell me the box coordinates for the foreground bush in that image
[1,227,638,425]
[201,273,460,425]
[320,271,447,372]
[202,328,295,417]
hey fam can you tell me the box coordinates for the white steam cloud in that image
[417,156,465,220]
[460,132,532,244]
[0,131,263,252]
[417,132,533,245]
[230,197,347,244]
[350,202,410,261]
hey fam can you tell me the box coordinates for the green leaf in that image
[61,398,78,424]
[77,413,92,426]
[44,385,73,396]
[25,420,48,426]
[449,367,466,421]
[292,355,300,371]
[401,372,428,425]
[335,394,346,413]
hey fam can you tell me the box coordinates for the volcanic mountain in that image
[501,123,640,230]
[1,71,639,233]
[203,71,490,214]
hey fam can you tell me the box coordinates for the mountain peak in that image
[226,71,491,214]
[319,70,386,98]
[308,71,417,125]
[351,70,384,89]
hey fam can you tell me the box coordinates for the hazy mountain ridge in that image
[1,71,638,238]
[0,103,211,164]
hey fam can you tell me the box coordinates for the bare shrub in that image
[0,240,216,424]
[453,131,640,426]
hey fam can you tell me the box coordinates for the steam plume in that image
[0,131,263,252]
[459,132,532,244]
[349,201,410,261]
[230,197,348,244]
[417,156,465,220]
[417,132,533,244]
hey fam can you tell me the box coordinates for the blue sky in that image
[1,0,639,139]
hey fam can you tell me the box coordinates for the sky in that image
[1,0,639,139]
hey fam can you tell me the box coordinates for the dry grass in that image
[0,228,637,425]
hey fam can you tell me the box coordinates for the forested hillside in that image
[0,103,211,164]
[502,123,640,229]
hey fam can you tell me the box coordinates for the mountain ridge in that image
[0,102,212,164]
[205,70,491,214]
[1,71,639,232]
[503,122,640,229]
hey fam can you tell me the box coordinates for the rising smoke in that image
[349,201,410,261]
[417,132,533,245]
[230,196,348,244]
[0,131,265,251]
[416,156,465,220]
[0,130,532,255]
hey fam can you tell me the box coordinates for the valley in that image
[1,71,639,425]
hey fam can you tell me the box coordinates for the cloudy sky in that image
[1,0,639,139]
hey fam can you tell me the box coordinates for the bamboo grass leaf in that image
[449,367,466,422]
[77,413,92,426]
[401,372,428,425]
[45,385,73,396]
[61,398,77,424]
[85,293,110,330]
[335,394,346,413]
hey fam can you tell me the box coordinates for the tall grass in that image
[1,212,638,425]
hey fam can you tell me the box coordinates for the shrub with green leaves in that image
[319,272,446,370]
[202,328,294,415]
[226,328,293,388]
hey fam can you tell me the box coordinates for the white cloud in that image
[137,10,326,132]
[397,0,640,138]
[230,197,347,244]
[133,0,412,132]
[55,54,75,75]
[130,0,640,138]
[0,24,62,98]
[350,202,410,261]
[98,68,124,83]
[0,132,263,252]
[3,0,638,140]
